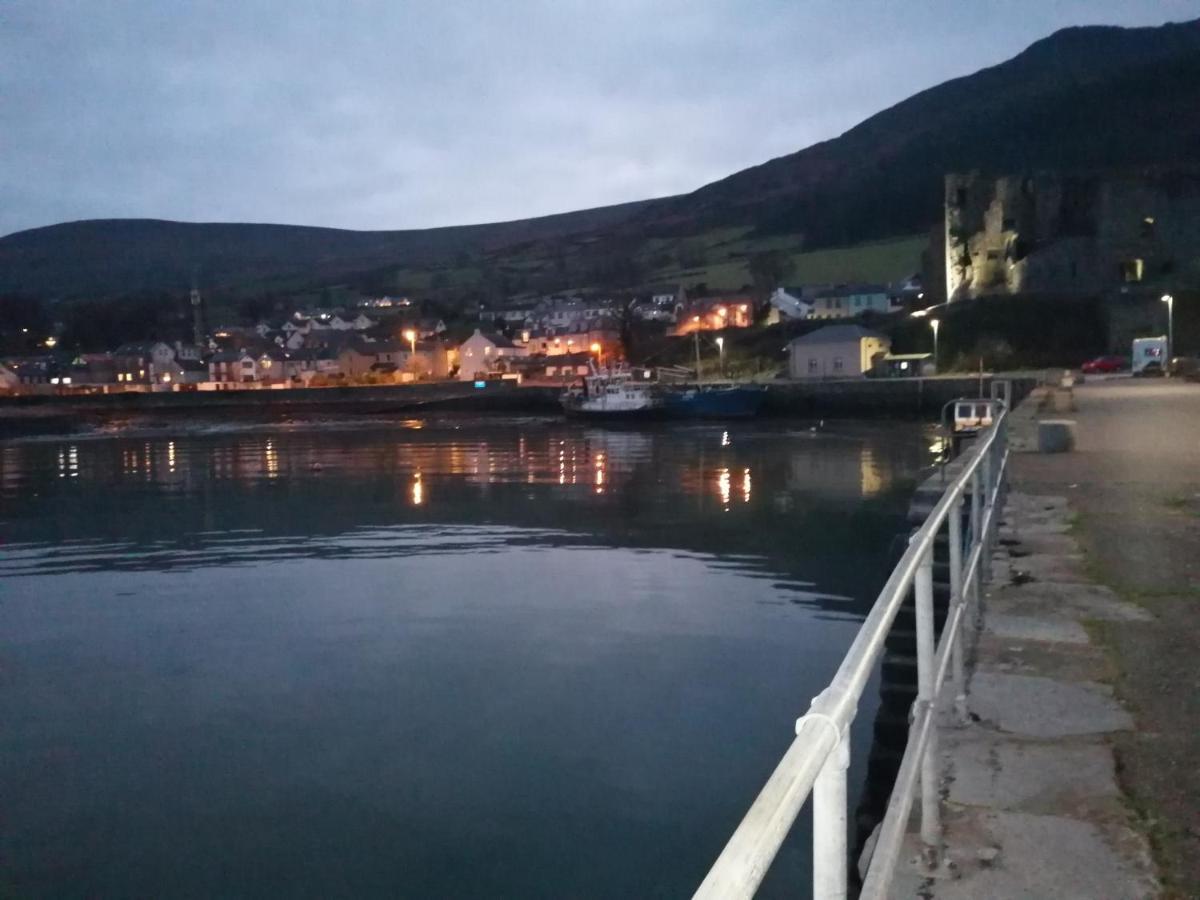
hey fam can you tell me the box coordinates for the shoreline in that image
[0,376,1036,440]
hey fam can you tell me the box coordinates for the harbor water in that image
[0,415,933,898]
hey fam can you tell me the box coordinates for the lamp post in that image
[1162,294,1174,363]
[715,336,725,378]
[402,328,418,375]
[590,341,603,368]
[929,318,940,374]
[693,315,702,382]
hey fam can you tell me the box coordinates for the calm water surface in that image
[0,415,932,898]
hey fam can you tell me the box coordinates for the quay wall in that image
[1,375,1037,416]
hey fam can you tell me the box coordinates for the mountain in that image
[0,200,655,298]
[644,17,1200,245]
[2,16,1199,299]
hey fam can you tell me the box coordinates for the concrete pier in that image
[885,386,1168,898]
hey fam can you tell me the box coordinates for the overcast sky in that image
[1,0,1195,237]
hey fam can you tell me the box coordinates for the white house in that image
[768,288,815,320]
[113,341,177,384]
[811,284,898,319]
[786,324,891,379]
[0,363,20,392]
[457,329,527,380]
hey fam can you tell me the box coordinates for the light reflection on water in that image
[0,415,932,898]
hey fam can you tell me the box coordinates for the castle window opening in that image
[1120,259,1144,283]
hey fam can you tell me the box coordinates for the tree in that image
[748,250,795,300]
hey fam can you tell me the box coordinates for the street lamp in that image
[403,329,418,377]
[715,336,725,377]
[1162,294,1174,362]
[929,318,940,373]
[590,341,602,367]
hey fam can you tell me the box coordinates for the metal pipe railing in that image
[694,408,1010,900]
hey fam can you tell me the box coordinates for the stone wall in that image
[945,168,1200,302]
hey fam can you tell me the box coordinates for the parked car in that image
[1168,356,1200,381]
[1080,355,1127,374]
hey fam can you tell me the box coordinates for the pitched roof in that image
[113,341,167,356]
[788,324,888,346]
[815,283,890,298]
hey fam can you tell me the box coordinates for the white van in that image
[1132,336,1168,376]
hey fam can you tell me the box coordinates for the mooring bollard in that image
[1037,419,1076,453]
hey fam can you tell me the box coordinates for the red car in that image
[1081,355,1127,374]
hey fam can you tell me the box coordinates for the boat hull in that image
[662,386,765,419]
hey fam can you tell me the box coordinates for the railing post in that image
[970,467,982,620]
[948,493,967,721]
[982,438,995,581]
[914,547,941,855]
[812,728,849,900]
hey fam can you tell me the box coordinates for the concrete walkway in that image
[889,383,1176,898]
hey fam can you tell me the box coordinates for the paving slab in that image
[944,729,1120,817]
[986,613,1089,644]
[970,671,1134,738]
[986,580,1153,623]
[925,810,1156,900]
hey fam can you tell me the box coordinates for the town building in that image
[281,348,342,384]
[944,167,1200,301]
[457,329,527,381]
[338,339,409,379]
[768,288,815,321]
[521,323,620,360]
[786,324,891,379]
[0,362,21,392]
[675,295,754,333]
[208,350,258,385]
[113,342,177,385]
[810,284,896,319]
[528,296,620,334]
[879,352,935,378]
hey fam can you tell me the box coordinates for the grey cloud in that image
[0,0,1189,235]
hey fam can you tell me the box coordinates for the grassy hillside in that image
[1,17,1197,305]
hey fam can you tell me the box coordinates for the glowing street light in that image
[402,328,417,355]
[929,318,940,373]
[715,335,725,377]
[1162,294,1174,362]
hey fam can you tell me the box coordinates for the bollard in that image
[1037,419,1076,453]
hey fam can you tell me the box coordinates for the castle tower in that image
[190,282,206,347]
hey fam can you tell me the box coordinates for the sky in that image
[1,0,1197,237]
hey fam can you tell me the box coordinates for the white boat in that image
[560,365,662,419]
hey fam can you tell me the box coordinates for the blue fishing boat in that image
[661,385,766,419]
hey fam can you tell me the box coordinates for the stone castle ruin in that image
[944,168,1200,302]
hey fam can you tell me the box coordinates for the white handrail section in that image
[695,408,1009,900]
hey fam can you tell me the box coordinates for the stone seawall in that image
[761,376,1037,418]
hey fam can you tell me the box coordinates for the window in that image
[987,250,1000,261]
[808,358,818,374]
[1120,259,1144,283]
[954,187,967,208]
[833,357,844,372]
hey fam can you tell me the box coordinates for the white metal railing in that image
[695,406,1009,900]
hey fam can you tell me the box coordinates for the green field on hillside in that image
[651,232,927,291]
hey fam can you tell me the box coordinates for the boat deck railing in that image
[694,406,1010,899]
